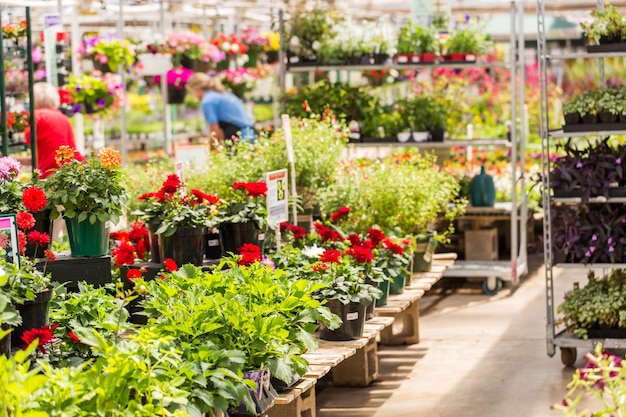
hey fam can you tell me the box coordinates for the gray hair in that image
[33,82,60,109]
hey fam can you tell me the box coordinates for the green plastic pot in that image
[389,270,407,294]
[413,233,437,273]
[65,215,110,257]
[376,278,390,307]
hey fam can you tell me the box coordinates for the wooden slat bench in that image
[375,253,456,346]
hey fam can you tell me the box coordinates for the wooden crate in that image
[464,228,498,261]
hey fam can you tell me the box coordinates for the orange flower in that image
[98,147,122,169]
[54,145,76,165]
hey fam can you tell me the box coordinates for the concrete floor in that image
[315,255,597,417]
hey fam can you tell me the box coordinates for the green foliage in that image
[0,272,20,327]
[0,258,51,306]
[0,344,48,417]
[45,149,129,225]
[581,3,626,44]
[445,24,492,55]
[557,270,626,339]
[287,4,336,57]
[319,151,466,239]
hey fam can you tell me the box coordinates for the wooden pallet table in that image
[375,253,456,345]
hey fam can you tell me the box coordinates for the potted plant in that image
[444,23,492,61]
[261,31,280,63]
[562,95,583,125]
[396,21,420,63]
[219,181,271,255]
[415,25,440,62]
[581,3,626,47]
[579,91,600,124]
[557,269,626,339]
[64,73,121,115]
[135,173,222,266]
[286,4,335,65]
[597,87,621,123]
[240,27,269,68]
[136,40,173,76]
[423,96,449,141]
[217,68,259,100]
[87,36,136,73]
[44,146,128,257]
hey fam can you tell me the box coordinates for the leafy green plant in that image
[0,156,25,213]
[0,258,51,306]
[415,25,440,54]
[0,343,48,416]
[597,87,621,115]
[45,147,128,225]
[445,24,492,55]
[287,4,336,58]
[557,269,626,339]
[0,273,20,327]
[581,3,626,44]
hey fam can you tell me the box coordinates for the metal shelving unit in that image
[280,2,529,294]
[537,0,626,365]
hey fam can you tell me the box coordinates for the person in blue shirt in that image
[187,73,256,142]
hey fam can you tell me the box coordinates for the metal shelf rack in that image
[280,2,529,294]
[537,0,626,366]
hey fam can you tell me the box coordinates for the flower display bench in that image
[35,255,112,292]
[375,253,456,346]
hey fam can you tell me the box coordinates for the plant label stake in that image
[265,169,289,251]
[281,114,298,225]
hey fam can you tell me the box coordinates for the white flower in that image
[290,36,300,48]
[222,41,231,52]
[231,43,239,53]
[302,245,325,258]
[312,40,321,51]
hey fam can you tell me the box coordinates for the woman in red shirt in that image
[25,82,83,178]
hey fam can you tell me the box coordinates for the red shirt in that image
[25,108,83,178]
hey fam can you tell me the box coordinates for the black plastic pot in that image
[167,85,186,104]
[159,226,206,266]
[563,112,581,125]
[581,113,598,124]
[319,299,367,341]
[204,231,222,260]
[429,129,445,142]
[599,111,618,123]
[13,288,53,345]
[220,222,264,255]
[147,221,162,264]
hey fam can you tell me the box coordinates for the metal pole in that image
[71,5,84,154]
[160,0,172,155]
[536,0,556,357]
[118,0,127,165]
[509,1,517,283]
[517,0,528,276]
[57,0,63,24]
[0,8,8,157]
[26,7,37,170]
[279,9,286,114]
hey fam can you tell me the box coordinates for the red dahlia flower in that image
[22,186,47,212]
[126,268,143,283]
[346,245,375,263]
[163,258,178,272]
[27,230,50,247]
[16,212,36,231]
[233,181,267,197]
[320,249,342,264]
[21,324,59,353]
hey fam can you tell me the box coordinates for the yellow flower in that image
[262,31,280,52]
[98,147,122,169]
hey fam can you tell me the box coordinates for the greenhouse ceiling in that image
[0,0,623,29]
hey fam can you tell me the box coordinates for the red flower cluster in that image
[282,223,307,240]
[346,245,375,264]
[320,249,342,264]
[382,238,404,255]
[162,174,182,194]
[110,222,150,267]
[21,324,58,353]
[314,223,344,243]
[126,268,143,284]
[44,249,56,262]
[22,186,47,212]
[27,230,50,248]
[238,243,262,266]
[368,228,386,246]
[233,181,267,198]
[164,258,178,272]
[191,189,221,205]
[330,206,350,223]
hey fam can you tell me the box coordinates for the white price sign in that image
[265,169,289,225]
